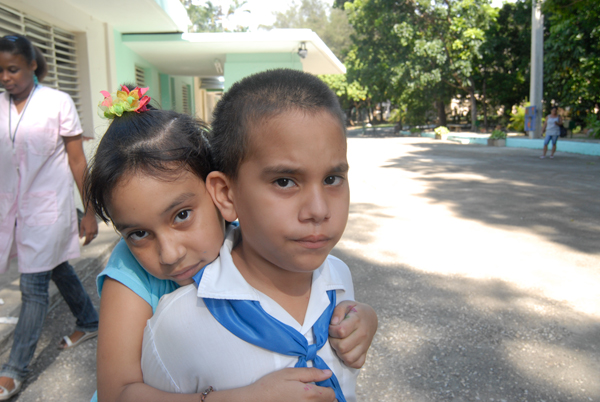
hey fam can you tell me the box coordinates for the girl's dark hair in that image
[210,68,346,179]
[0,34,48,81]
[85,92,212,223]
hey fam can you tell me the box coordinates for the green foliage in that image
[268,0,353,61]
[434,126,450,137]
[388,108,404,124]
[343,0,497,126]
[479,0,531,115]
[318,74,367,111]
[180,0,249,32]
[584,114,600,139]
[489,129,507,139]
[508,103,528,132]
[543,0,600,116]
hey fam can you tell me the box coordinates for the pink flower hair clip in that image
[98,85,151,119]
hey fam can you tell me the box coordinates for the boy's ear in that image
[205,171,238,223]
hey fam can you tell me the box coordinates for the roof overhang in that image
[121,29,346,78]
[63,0,189,33]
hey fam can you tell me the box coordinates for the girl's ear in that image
[205,171,238,223]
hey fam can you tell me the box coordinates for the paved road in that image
[6,135,600,401]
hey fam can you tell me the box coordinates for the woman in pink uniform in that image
[0,34,99,399]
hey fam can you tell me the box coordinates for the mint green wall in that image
[114,31,194,114]
[224,53,303,91]
[114,30,160,100]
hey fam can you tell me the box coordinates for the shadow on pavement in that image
[378,141,600,254]
[331,246,600,402]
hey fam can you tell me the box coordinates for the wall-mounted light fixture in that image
[297,42,308,59]
[214,58,224,74]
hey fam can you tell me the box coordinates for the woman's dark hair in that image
[85,92,212,223]
[210,68,346,179]
[0,34,48,81]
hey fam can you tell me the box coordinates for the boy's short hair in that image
[209,68,346,179]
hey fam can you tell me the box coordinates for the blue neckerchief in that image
[192,267,346,402]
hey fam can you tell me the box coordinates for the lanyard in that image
[8,84,37,150]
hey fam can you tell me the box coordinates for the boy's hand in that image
[245,368,336,402]
[329,301,378,369]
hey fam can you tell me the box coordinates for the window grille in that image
[182,84,191,115]
[0,3,81,117]
[135,65,146,88]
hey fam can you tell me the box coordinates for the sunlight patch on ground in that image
[502,340,600,399]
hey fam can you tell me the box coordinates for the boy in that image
[141,69,361,402]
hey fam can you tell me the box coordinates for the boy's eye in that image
[128,230,148,241]
[174,209,191,223]
[324,175,342,186]
[274,178,296,188]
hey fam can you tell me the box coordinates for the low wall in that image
[421,132,600,156]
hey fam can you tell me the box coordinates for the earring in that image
[33,75,39,85]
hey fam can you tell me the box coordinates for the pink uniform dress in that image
[0,85,82,274]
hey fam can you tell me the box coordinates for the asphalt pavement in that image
[0,130,599,401]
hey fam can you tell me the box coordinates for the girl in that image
[85,87,378,402]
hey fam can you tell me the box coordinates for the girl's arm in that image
[329,301,378,369]
[98,278,337,402]
[64,134,98,245]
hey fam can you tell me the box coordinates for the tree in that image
[478,0,531,126]
[267,0,353,62]
[319,74,369,125]
[342,0,497,129]
[180,0,249,32]
[543,0,600,122]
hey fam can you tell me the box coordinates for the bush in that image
[434,126,450,137]
[388,108,403,124]
[585,114,600,139]
[489,129,507,139]
[508,103,528,132]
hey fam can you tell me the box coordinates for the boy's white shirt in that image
[141,225,358,401]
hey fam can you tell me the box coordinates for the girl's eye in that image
[128,230,148,242]
[324,175,342,186]
[274,178,296,188]
[174,209,191,223]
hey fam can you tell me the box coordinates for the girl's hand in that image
[239,368,336,402]
[80,211,98,245]
[328,301,378,369]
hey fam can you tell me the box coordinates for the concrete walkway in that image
[0,223,120,353]
[340,134,600,401]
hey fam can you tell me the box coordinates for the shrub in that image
[508,103,528,132]
[585,114,600,139]
[434,126,450,137]
[489,129,507,140]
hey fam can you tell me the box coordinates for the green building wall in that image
[224,53,303,91]
[114,31,195,115]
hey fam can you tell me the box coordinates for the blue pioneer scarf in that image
[193,267,346,402]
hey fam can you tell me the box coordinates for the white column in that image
[529,0,544,139]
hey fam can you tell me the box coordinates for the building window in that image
[0,4,81,119]
[182,84,191,115]
[170,77,176,110]
[135,65,146,88]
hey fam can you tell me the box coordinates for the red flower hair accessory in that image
[98,85,151,118]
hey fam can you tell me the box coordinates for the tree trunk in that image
[437,100,447,127]
[469,77,477,132]
[483,79,488,131]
